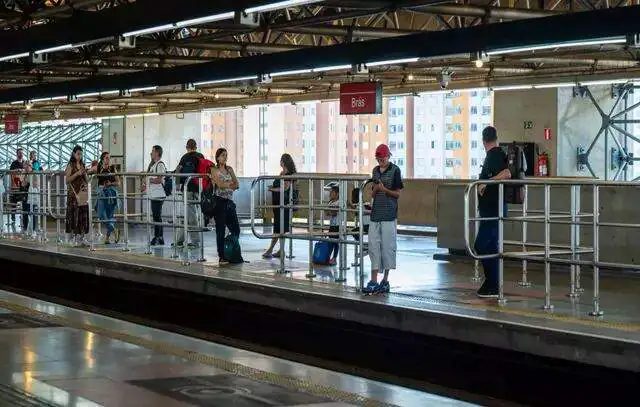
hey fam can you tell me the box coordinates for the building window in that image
[431,158,436,166]
[389,125,396,133]
[399,141,405,149]
[471,140,478,149]
[471,106,478,115]
[471,123,478,132]
[397,158,405,166]
[482,106,491,115]
[397,124,404,132]
[389,141,397,150]
[431,140,436,149]
[416,124,423,133]
[375,124,382,133]
[471,158,478,166]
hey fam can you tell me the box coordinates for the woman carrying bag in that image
[210,148,241,266]
[65,146,96,246]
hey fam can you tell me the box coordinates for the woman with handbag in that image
[65,145,96,246]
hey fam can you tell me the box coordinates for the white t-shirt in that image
[149,161,167,200]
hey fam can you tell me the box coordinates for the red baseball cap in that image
[375,144,391,158]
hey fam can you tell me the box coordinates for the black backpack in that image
[179,155,198,190]
[223,234,244,263]
[505,143,526,204]
[200,184,217,217]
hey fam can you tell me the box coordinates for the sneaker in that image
[158,237,165,246]
[187,242,199,249]
[150,237,159,246]
[378,280,390,294]
[362,280,380,295]
[329,258,337,266]
[262,251,273,259]
[477,284,499,298]
[219,259,229,266]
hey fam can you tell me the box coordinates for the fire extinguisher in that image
[537,152,549,176]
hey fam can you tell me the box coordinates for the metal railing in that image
[464,178,640,317]
[250,174,371,289]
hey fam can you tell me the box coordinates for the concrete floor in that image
[0,289,478,407]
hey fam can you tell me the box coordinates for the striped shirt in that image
[370,163,403,222]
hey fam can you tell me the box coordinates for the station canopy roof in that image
[0,0,639,121]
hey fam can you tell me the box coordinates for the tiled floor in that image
[0,289,479,407]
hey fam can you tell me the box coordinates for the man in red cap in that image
[362,143,404,294]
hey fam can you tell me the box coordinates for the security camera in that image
[437,72,452,89]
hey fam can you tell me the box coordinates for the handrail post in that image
[589,185,604,317]
[306,179,315,279]
[542,184,553,310]
[472,202,481,283]
[358,181,366,291]
[518,184,531,287]
[145,175,152,255]
[278,176,285,274]
[198,176,205,263]
[336,179,347,283]
[40,172,48,242]
[170,174,179,259]
[181,176,191,266]
[498,183,506,306]
[88,175,95,251]
[568,184,580,298]
[122,175,130,252]
[0,178,4,239]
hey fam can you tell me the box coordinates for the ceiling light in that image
[214,93,220,99]
[270,69,313,77]
[0,52,29,62]
[129,86,158,93]
[175,12,234,27]
[493,85,533,91]
[366,57,419,67]
[10,101,23,105]
[77,92,100,98]
[99,90,120,96]
[89,105,95,111]
[25,103,32,110]
[34,44,73,54]
[580,78,629,86]
[535,82,575,89]
[313,64,352,73]
[245,0,324,14]
[407,73,415,81]
[474,60,484,68]
[194,75,258,86]
[487,37,626,56]
[122,24,175,38]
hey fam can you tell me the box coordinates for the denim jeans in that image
[97,195,116,235]
[151,199,164,238]
[22,203,38,231]
[474,204,508,288]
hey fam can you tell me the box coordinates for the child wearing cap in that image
[363,143,404,294]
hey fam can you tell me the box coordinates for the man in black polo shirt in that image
[475,126,511,298]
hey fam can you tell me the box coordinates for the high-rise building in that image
[413,93,446,178]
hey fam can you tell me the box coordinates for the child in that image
[327,186,340,266]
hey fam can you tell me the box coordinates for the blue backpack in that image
[312,241,331,265]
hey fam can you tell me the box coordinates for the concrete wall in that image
[494,88,558,175]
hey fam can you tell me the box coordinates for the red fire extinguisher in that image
[537,152,549,176]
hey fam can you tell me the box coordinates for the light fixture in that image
[487,37,626,56]
[580,78,629,86]
[25,103,33,110]
[77,92,100,98]
[535,82,575,89]
[10,101,24,105]
[175,12,235,28]
[471,51,489,68]
[245,0,324,14]
[34,44,73,54]
[312,64,352,73]
[214,93,220,99]
[122,24,175,38]
[129,86,157,93]
[194,75,258,86]
[365,57,419,67]
[407,73,415,81]
[0,52,29,62]
[492,85,533,91]
[270,68,313,77]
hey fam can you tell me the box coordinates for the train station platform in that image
[0,228,638,381]
[0,289,467,407]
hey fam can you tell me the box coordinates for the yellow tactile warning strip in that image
[0,299,398,407]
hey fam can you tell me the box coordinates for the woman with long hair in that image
[262,153,297,258]
[210,148,241,265]
[65,145,96,245]
[95,151,120,244]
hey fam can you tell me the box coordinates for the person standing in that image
[262,153,297,259]
[210,148,240,265]
[9,148,26,226]
[175,139,204,248]
[22,162,40,236]
[146,145,167,246]
[96,152,120,245]
[362,144,404,295]
[30,151,43,171]
[474,126,511,298]
[326,186,340,266]
[65,146,96,246]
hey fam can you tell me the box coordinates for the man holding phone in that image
[363,144,404,294]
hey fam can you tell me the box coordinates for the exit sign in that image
[339,82,383,115]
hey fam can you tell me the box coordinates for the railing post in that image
[55,175,62,244]
[182,177,191,266]
[122,175,130,252]
[88,176,95,251]
[170,175,179,259]
[306,179,315,279]
[518,184,531,287]
[498,183,506,306]
[0,180,4,239]
[568,185,580,298]
[198,176,206,263]
[336,179,347,283]
[40,172,48,242]
[145,175,152,255]
[278,175,286,274]
[542,184,553,310]
[358,181,366,291]
[472,201,481,283]
[589,185,603,317]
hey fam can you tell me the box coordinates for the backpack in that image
[194,157,214,190]
[312,241,331,265]
[223,234,244,263]
[179,154,198,190]
[505,142,526,204]
[154,161,173,197]
[200,183,217,218]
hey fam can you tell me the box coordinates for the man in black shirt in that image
[9,148,26,225]
[175,139,204,248]
[474,126,511,298]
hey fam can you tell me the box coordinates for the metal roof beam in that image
[1,5,640,103]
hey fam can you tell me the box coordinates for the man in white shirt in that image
[146,145,167,246]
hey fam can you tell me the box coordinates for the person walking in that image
[474,126,511,298]
[210,148,241,265]
[362,144,404,295]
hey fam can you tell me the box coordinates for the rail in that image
[464,178,640,316]
[250,174,371,288]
